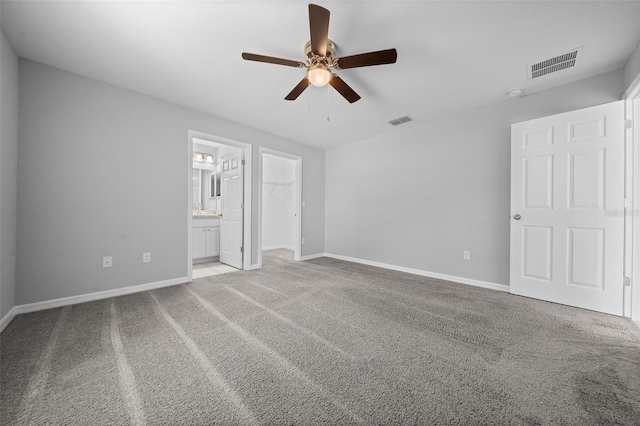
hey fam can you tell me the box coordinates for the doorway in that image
[187,131,252,280]
[257,148,302,268]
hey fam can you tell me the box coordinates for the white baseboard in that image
[254,251,323,266]
[262,245,295,251]
[12,276,191,318]
[0,306,18,333]
[2,255,508,332]
[324,253,509,293]
[300,253,327,261]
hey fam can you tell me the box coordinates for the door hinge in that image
[625,198,632,209]
[241,202,245,209]
[624,276,631,287]
[240,246,244,253]
[241,159,246,166]
[624,119,633,129]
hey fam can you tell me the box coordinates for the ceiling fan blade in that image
[242,52,305,68]
[329,74,361,103]
[309,4,330,56]
[336,48,398,69]
[285,77,310,101]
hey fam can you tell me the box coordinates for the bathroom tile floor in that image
[192,262,238,279]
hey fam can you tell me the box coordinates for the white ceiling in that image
[2,1,640,149]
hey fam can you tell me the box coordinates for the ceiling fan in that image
[241,3,397,103]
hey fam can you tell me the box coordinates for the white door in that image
[220,152,244,269]
[510,100,625,316]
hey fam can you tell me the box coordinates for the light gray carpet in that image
[2,249,640,425]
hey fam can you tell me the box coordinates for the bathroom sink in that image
[193,212,220,218]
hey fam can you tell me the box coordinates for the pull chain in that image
[326,84,331,121]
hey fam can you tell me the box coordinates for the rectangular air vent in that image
[388,115,413,126]
[527,47,582,80]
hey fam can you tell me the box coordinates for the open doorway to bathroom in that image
[258,148,302,268]
[188,130,252,280]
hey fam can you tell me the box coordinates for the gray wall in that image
[17,59,324,305]
[325,70,624,286]
[0,25,19,319]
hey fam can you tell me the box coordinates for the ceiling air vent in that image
[527,47,582,80]
[388,115,413,126]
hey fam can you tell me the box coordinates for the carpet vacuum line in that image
[110,300,148,426]
[148,291,259,425]
[223,284,357,361]
[16,306,70,425]
[244,278,287,296]
[184,285,366,424]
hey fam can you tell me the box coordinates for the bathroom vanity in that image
[192,217,220,262]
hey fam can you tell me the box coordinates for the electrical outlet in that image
[463,251,471,261]
[103,256,113,268]
[143,252,151,263]
[302,237,306,245]
[302,201,306,208]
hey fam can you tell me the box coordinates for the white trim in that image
[13,276,190,317]
[250,263,261,270]
[0,306,18,333]
[187,132,194,282]
[323,253,509,292]
[244,146,253,271]
[624,86,640,321]
[634,96,640,321]
[299,253,326,261]
[623,98,634,318]
[257,148,303,269]
[188,130,253,271]
[262,245,296,251]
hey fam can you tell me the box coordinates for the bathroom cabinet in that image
[193,218,220,261]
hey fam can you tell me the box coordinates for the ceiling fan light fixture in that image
[307,64,332,87]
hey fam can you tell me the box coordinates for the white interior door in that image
[510,100,625,316]
[220,152,244,269]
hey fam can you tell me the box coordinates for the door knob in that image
[513,214,521,220]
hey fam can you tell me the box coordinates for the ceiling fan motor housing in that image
[304,39,336,59]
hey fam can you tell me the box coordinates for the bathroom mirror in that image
[193,168,201,205]
[210,173,221,198]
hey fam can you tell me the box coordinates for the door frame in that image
[623,75,640,322]
[187,130,252,280]
[256,147,302,268]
